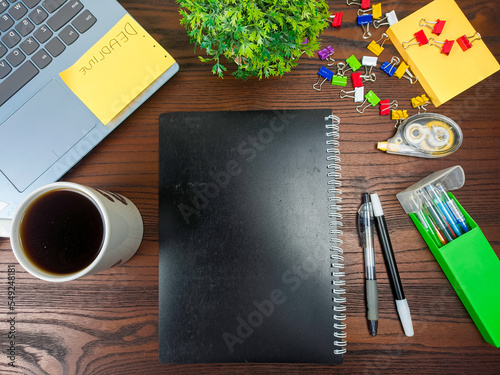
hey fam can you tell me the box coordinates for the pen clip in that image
[357,205,366,246]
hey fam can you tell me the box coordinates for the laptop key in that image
[59,24,78,45]
[33,24,52,43]
[0,59,12,79]
[0,1,9,14]
[16,17,35,36]
[0,13,14,31]
[42,0,65,13]
[45,36,64,57]
[6,48,25,67]
[0,60,39,106]
[9,2,28,20]
[2,29,21,48]
[72,9,95,33]
[29,6,47,24]
[46,0,82,31]
[20,36,39,55]
[0,42,7,57]
[31,48,51,68]
[23,0,41,9]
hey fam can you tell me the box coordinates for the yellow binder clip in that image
[391,109,409,127]
[372,3,382,19]
[366,33,388,56]
[394,61,418,84]
[411,94,430,113]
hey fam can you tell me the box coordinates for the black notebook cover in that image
[159,109,345,364]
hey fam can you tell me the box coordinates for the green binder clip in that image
[346,55,362,71]
[331,61,348,86]
[356,90,380,113]
[331,75,348,86]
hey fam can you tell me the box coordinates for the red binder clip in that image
[379,100,398,115]
[347,0,371,10]
[351,72,363,88]
[402,30,429,49]
[456,32,481,51]
[419,18,446,35]
[428,38,454,55]
[330,13,343,28]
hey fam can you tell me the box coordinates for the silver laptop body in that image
[0,0,179,218]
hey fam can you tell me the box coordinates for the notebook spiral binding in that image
[325,114,347,355]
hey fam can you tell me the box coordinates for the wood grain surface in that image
[1,0,499,374]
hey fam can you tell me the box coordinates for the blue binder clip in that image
[357,12,373,39]
[313,66,334,91]
[380,56,400,77]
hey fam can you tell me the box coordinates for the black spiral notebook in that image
[159,109,345,364]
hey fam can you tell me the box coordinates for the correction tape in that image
[377,113,463,158]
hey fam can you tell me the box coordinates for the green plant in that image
[178,0,330,79]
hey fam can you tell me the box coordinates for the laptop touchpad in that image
[0,80,96,192]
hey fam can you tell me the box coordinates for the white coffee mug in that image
[0,182,143,282]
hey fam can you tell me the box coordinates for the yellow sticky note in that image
[387,0,499,107]
[60,14,176,125]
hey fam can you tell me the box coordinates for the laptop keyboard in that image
[0,0,96,106]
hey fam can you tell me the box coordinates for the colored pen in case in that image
[422,206,447,246]
[416,209,446,247]
[425,185,462,237]
[419,191,455,243]
[435,182,469,233]
[411,194,446,247]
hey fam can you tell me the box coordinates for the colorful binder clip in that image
[419,18,446,35]
[411,94,430,113]
[361,55,377,82]
[356,90,380,113]
[373,10,398,29]
[381,56,400,77]
[332,63,348,86]
[347,0,371,10]
[346,55,362,72]
[313,66,334,91]
[380,99,398,115]
[367,33,388,56]
[351,72,363,88]
[456,32,481,51]
[392,109,409,127]
[332,75,348,86]
[402,30,429,49]
[318,46,335,66]
[357,11,373,39]
[330,12,343,28]
[340,86,365,102]
[372,3,382,19]
[394,61,418,84]
[428,38,454,55]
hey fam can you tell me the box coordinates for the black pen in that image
[357,193,378,336]
[370,193,414,337]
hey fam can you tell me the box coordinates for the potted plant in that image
[177,0,330,79]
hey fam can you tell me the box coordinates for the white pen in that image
[370,193,414,337]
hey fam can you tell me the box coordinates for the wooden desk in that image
[1,0,499,373]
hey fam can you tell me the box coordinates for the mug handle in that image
[0,219,12,238]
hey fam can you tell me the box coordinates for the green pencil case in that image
[397,166,500,348]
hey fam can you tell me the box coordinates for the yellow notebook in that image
[387,0,499,107]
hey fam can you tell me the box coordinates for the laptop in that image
[0,0,179,219]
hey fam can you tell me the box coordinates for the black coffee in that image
[20,189,104,275]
